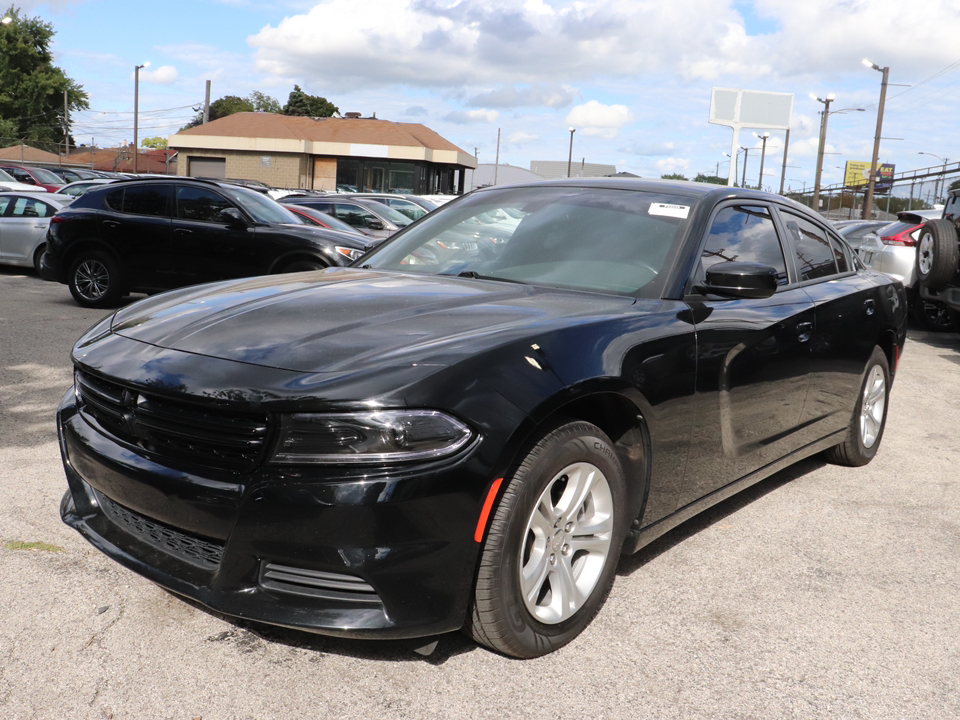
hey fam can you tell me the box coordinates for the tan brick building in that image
[169,113,477,195]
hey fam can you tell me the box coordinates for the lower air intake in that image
[259,562,381,603]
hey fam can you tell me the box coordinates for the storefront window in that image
[336,159,360,193]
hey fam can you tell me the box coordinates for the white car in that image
[0,192,72,273]
[0,168,47,194]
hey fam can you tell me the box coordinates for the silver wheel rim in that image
[918,232,933,276]
[519,461,614,625]
[75,259,110,300]
[859,364,886,449]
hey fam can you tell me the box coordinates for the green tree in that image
[948,178,960,194]
[0,6,89,150]
[141,136,168,149]
[249,90,281,114]
[693,173,726,186]
[282,85,338,117]
[660,173,688,181]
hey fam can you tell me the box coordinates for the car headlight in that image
[335,246,366,261]
[270,410,474,464]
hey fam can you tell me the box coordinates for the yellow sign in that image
[844,161,895,191]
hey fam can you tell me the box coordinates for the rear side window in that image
[781,210,839,281]
[102,185,169,217]
[701,205,788,286]
[11,197,54,217]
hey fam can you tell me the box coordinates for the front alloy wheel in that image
[467,421,628,658]
[68,251,123,308]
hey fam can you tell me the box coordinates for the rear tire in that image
[466,421,628,658]
[911,295,957,331]
[32,244,46,275]
[824,346,889,467]
[916,219,959,291]
[68,251,123,308]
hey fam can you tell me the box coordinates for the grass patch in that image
[4,540,65,553]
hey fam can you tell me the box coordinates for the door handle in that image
[101,220,120,228]
[796,321,813,343]
[864,299,876,316]
[174,228,192,235]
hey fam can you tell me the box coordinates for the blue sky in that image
[17,0,960,197]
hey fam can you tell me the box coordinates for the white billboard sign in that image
[710,88,794,186]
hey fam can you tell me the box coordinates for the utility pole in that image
[811,93,835,213]
[203,80,211,124]
[493,128,501,185]
[863,60,889,219]
[63,90,69,160]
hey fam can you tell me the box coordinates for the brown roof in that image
[173,113,466,154]
[0,144,62,163]
[67,146,177,174]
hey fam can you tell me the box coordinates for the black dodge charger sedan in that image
[58,179,907,658]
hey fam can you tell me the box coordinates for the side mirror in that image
[367,220,385,230]
[219,207,248,227]
[700,262,779,299]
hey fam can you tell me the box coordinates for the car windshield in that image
[220,185,301,224]
[27,167,64,184]
[364,201,413,227]
[0,169,17,183]
[359,186,694,297]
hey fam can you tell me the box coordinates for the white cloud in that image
[508,131,539,144]
[444,109,499,124]
[140,66,179,85]
[655,157,692,174]
[566,101,634,139]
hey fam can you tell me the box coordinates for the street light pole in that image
[862,59,889,219]
[753,132,770,190]
[918,151,948,205]
[811,92,835,213]
[566,127,576,178]
[740,146,749,188]
[133,62,149,173]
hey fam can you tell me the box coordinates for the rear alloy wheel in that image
[824,346,889,467]
[915,219,959,291]
[911,296,958,331]
[467,421,628,658]
[32,244,46,275]
[68,251,123,308]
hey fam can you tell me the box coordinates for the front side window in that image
[11,197,53,217]
[177,186,232,222]
[781,210,838,281]
[0,196,11,215]
[701,205,788,285]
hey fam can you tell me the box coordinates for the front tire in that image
[916,219,959,291]
[68,251,123,308]
[824,346,890,467]
[467,421,628,658]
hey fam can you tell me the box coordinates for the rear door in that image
[777,208,882,442]
[680,202,816,507]
[0,195,56,266]
[97,184,172,290]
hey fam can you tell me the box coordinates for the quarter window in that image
[701,205,788,285]
[781,211,838,281]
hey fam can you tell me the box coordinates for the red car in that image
[0,165,65,193]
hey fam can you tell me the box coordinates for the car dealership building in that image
[169,113,477,195]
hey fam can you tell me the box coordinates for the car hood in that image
[108,268,638,374]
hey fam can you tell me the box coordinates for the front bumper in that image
[57,388,495,640]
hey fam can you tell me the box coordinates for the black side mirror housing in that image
[220,207,248,227]
[700,262,779,299]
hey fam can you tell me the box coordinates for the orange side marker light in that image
[474,478,504,543]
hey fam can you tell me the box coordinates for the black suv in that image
[916,190,960,315]
[41,177,376,308]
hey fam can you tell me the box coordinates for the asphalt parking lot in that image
[1,266,958,720]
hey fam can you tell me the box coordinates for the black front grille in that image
[75,370,270,473]
[259,562,381,603]
[97,492,224,568]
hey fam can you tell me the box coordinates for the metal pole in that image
[493,128,500,185]
[757,134,768,190]
[863,65,889,219]
[741,148,749,188]
[779,128,790,195]
[133,65,141,173]
[567,128,575,178]
[63,90,69,160]
[813,97,832,213]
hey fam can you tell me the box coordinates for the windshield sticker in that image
[649,203,690,219]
